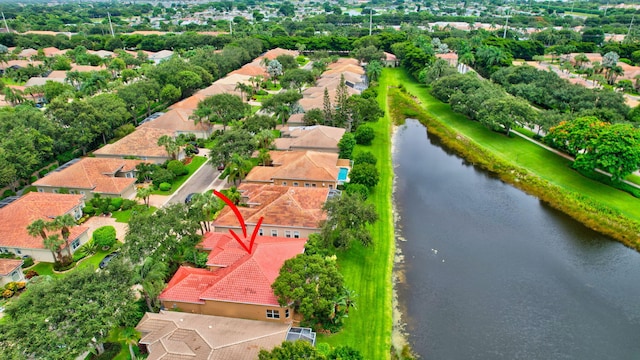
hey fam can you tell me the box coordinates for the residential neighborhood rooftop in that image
[93,127,175,159]
[0,192,87,250]
[245,150,341,183]
[32,157,143,195]
[160,233,306,306]
[274,125,346,152]
[136,310,291,360]
[0,259,23,276]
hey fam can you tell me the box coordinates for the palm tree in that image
[254,129,275,150]
[608,65,624,85]
[458,52,475,72]
[257,148,272,166]
[117,327,140,360]
[133,258,168,312]
[191,191,222,232]
[136,186,153,208]
[189,105,213,132]
[224,186,242,205]
[226,154,251,185]
[235,82,253,102]
[366,60,383,82]
[65,70,83,89]
[574,53,589,69]
[27,219,49,245]
[44,234,65,263]
[49,214,77,259]
[3,87,24,106]
[157,135,180,160]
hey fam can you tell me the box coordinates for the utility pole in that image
[604,0,610,17]
[627,14,635,40]
[503,11,509,39]
[229,20,232,35]
[369,8,372,36]
[1,12,9,33]
[107,12,115,37]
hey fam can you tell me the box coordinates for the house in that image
[286,113,305,126]
[140,107,212,139]
[0,193,89,262]
[261,48,299,61]
[24,77,65,87]
[93,127,182,163]
[0,259,25,286]
[136,311,292,359]
[159,232,307,322]
[148,49,174,64]
[436,52,458,67]
[245,150,350,189]
[299,86,359,111]
[88,50,114,59]
[33,157,144,199]
[383,51,399,67]
[274,125,346,153]
[213,184,328,238]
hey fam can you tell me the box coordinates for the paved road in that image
[165,156,221,205]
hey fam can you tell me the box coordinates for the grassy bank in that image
[318,69,395,359]
[388,68,640,250]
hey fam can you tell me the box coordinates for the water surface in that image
[394,119,640,360]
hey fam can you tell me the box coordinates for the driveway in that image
[83,216,128,243]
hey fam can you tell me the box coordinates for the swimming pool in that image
[338,167,349,181]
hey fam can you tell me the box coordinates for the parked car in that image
[185,193,198,204]
[99,251,119,269]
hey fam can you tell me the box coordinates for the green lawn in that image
[151,156,207,195]
[390,69,640,222]
[29,248,114,279]
[111,206,156,223]
[318,68,395,359]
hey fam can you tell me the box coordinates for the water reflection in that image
[394,119,640,360]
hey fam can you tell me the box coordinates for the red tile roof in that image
[33,157,143,195]
[0,193,88,250]
[160,233,306,305]
[213,184,328,229]
[274,125,345,152]
[0,259,23,276]
[245,151,340,183]
[93,128,175,158]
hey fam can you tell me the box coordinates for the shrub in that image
[24,270,38,279]
[29,175,37,184]
[2,289,14,298]
[196,138,206,148]
[5,282,17,291]
[338,133,356,159]
[110,197,123,211]
[184,144,198,156]
[121,199,137,210]
[2,190,15,198]
[349,163,380,188]
[22,256,34,268]
[15,282,25,290]
[354,125,375,145]
[152,168,175,187]
[83,205,95,216]
[354,151,377,166]
[167,160,188,176]
[54,256,74,271]
[159,182,172,191]
[345,183,369,200]
[93,226,117,249]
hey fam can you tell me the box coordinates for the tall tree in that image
[201,93,248,131]
[320,193,378,249]
[48,214,77,259]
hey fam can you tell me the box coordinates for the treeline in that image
[428,66,640,181]
[491,65,630,123]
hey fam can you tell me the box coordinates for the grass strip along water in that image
[317,69,396,359]
[387,68,640,250]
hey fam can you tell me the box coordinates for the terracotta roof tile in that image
[261,48,299,61]
[0,193,87,250]
[230,64,268,77]
[160,234,306,305]
[245,151,340,183]
[274,125,345,152]
[136,311,289,360]
[93,128,175,158]
[0,259,23,276]
[33,158,143,195]
[214,184,328,229]
[140,108,210,133]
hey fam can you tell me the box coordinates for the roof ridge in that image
[210,326,290,350]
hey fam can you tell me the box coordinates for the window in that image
[329,185,334,189]
[70,190,76,194]
[304,183,310,188]
[79,191,85,195]
[312,183,317,188]
[271,230,278,237]
[11,271,19,281]
[293,231,300,239]
[259,228,264,236]
[53,189,59,193]
[285,309,290,318]
[282,181,287,186]
[284,230,291,238]
[293,182,299,187]
[15,249,21,255]
[71,239,80,250]
[0,248,6,253]
[37,188,43,193]
[266,309,280,319]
